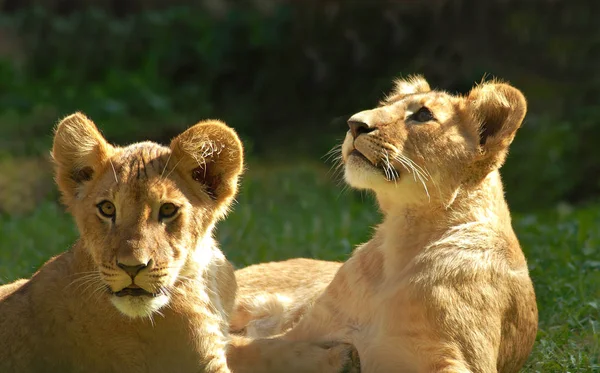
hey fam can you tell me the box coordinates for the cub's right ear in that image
[52,112,113,206]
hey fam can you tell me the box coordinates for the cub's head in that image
[52,113,243,318]
[341,75,526,205]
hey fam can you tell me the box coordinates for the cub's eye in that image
[410,107,435,123]
[159,203,179,220]
[97,201,116,218]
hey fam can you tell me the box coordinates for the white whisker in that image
[322,144,342,163]
[109,159,119,184]
[65,273,101,290]
[392,153,431,201]
[147,311,155,328]
[160,151,173,179]
[88,282,109,304]
[163,158,183,180]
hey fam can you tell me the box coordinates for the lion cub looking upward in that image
[0,113,355,373]
[234,77,539,372]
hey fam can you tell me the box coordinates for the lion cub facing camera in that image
[234,77,538,372]
[0,113,356,373]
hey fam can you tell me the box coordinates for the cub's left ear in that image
[467,82,527,170]
[170,120,244,218]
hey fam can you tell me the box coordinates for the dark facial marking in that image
[129,157,139,180]
[140,155,148,179]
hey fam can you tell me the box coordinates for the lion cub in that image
[234,77,539,372]
[0,113,355,373]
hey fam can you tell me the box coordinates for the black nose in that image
[117,262,149,278]
[348,120,374,139]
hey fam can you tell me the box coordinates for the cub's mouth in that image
[113,285,162,298]
[108,283,171,318]
[349,149,388,173]
[347,148,402,183]
[349,149,372,164]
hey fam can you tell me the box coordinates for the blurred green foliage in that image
[0,0,598,210]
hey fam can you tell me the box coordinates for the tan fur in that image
[232,259,342,337]
[233,77,538,372]
[0,113,356,373]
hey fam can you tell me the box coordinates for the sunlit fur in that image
[232,259,343,338]
[233,77,538,373]
[0,114,358,373]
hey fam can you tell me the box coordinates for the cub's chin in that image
[110,293,170,318]
[344,150,389,190]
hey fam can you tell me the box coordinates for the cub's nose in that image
[117,259,151,278]
[347,117,374,139]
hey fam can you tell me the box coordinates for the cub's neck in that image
[373,171,514,267]
[378,171,511,231]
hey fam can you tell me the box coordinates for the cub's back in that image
[236,258,341,297]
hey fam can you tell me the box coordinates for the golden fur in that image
[232,258,342,338]
[0,113,356,373]
[233,77,538,372]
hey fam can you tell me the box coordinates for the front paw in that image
[318,342,360,373]
[226,336,360,373]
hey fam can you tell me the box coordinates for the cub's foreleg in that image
[227,336,359,373]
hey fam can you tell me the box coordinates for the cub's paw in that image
[318,342,360,373]
[226,336,360,373]
[344,344,361,373]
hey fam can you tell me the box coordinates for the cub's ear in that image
[169,120,244,218]
[52,112,113,206]
[467,81,527,171]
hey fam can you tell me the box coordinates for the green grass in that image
[0,161,598,371]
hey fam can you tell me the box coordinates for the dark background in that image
[0,0,598,212]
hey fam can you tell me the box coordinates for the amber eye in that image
[159,203,179,220]
[97,201,116,218]
[411,107,435,123]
